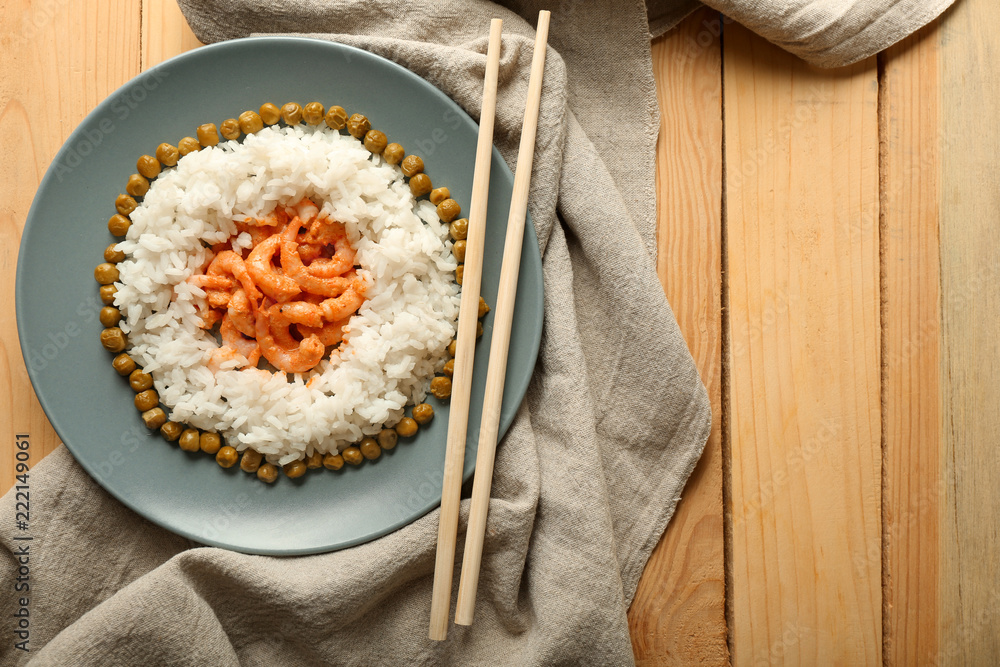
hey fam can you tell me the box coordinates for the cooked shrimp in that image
[206,289,232,309]
[301,216,349,246]
[207,250,261,301]
[227,288,256,337]
[318,287,366,322]
[280,217,356,297]
[235,208,289,247]
[289,197,320,223]
[189,274,234,291]
[298,243,324,264]
[208,347,243,373]
[247,235,301,302]
[255,303,325,373]
[220,316,261,367]
[271,286,363,327]
[305,228,355,278]
[198,306,223,330]
[273,301,324,328]
[299,319,347,346]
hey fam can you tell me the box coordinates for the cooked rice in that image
[114,125,460,463]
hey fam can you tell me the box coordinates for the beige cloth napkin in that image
[1,0,950,664]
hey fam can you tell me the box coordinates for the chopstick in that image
[454,10,550,626]
[428,17,504,642]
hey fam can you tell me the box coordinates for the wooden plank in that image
[629,9,728,666]
[141,0,204,70]
[938,0,1000,662]
[724,25,882,665]
[879,22,941,666]
[0,1,142,495]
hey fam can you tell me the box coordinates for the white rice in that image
[114,125,460,463]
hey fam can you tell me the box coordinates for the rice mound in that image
[114,125,460,463]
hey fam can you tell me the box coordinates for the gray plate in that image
[15,37,543,555]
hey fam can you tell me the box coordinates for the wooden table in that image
[2,1,995,664]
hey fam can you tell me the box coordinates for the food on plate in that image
[137,154,161,179]
[409,173,432,196]
[436,198,461,223]
[363,130,388,154]
[155,143,179,167]
[257,462,279,483]
[302,102,325,126]
[449,217,468,241]
[197,123,220,146]
[400,154,424,177]
[96,103,492,482]
[112,352,136,376]
[346,113,370,139]
[215,445,238,468]
[199,432,222,454]
[141,407,167,429]
[178,428,200,453]
[258,103,280,126]
[129,369,153,392]
[283,459,307,478]
[160,421,183,442]
[324,105,348,130]
[219,118,241,140]
[412,403,434,425]
[396,417,418,438]
[99,327,126,352]
[177,137,201,156]
[377,428,398,450]
[99,306,121,327]
[383,142,404,165]
[341,446,364,465]
[429,376,452,400]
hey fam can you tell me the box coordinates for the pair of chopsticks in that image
[429,11,550,641]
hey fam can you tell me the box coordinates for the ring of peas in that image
[96,101,490,482]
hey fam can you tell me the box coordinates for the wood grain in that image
[724,25,882,665]
[879,22,941,666]
[939,0,1000,662]
[0,1,142,495]
[629,9,727,666]
[141,0,204,70]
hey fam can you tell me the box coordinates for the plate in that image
[15,37,543,555]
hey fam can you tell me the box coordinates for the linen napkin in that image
[1,0,951,664]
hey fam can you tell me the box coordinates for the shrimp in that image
[297,243,324,264]
[188,274,234,291]
[280,217,356,297]
[270,287,364,328]
[227,288,256,337]
[273,301,324,328]
[304,226,356,278]
[198,306,223,330]
[208,347,243,373]
[318,287,366,322]
[207,250,261,301]
[220,316,262,367]
[206,289,233,309]
[299,318,347,347]
[246,235,301,302]
[235,208,289,247]
[255,302,325,373]
[301,216,347,245]
[289,197,320,223]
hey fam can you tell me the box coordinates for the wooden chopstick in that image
[428,17,504,642]
[454,10,550,626]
